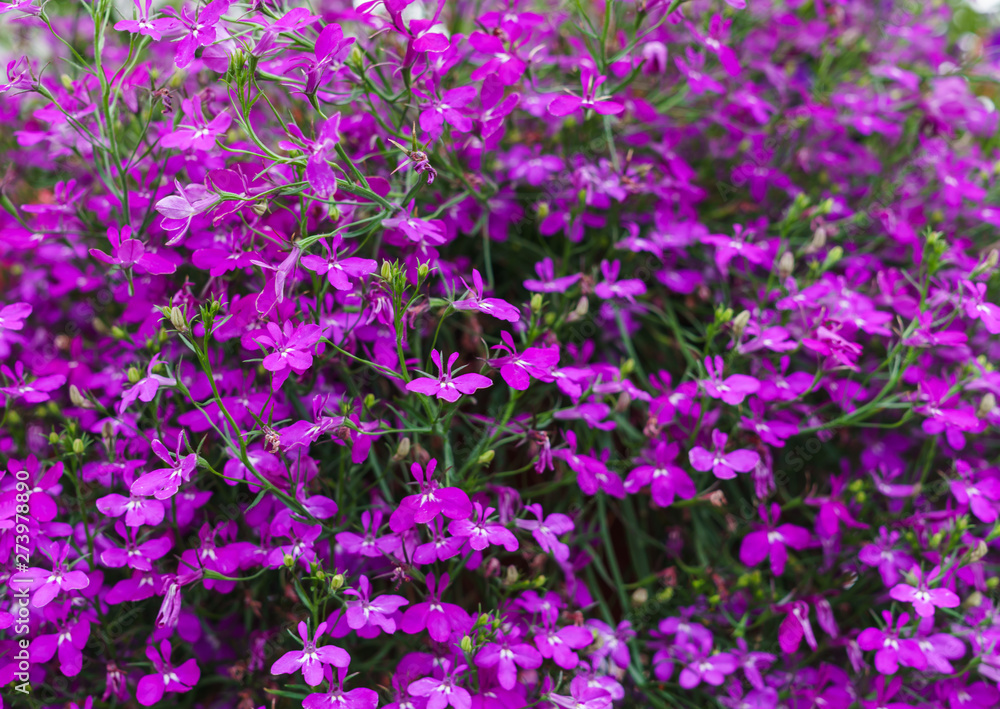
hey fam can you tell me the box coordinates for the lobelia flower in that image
[279,114,342,198]
[336,510,401,557]
[523,257,581,293]
[406,350,492,402]
[4,456,61,522]
[962,279,1000,333]
[678,647,739,689]
[400,573,472,643]
[452,269,520,322]
[553,430,625,498]
[161,95,231,151]
[154,179,216,241]
[548,69,624,116]
[96,476,166,528]
[593,260,646,303]
[118,353,176,413]
[857,611,927,675]
[689,430,760,480]
[700,355,760,405]
[858,527,916,587]
[270,621,350,687]
[489,331,560,390]
[775,601,817,654]
[625,439,696,507]
[888,566,960,618]
[0,302,31,330]
[547,684,613,709]
[114,0,161,39]
[586,619,635,670]
[950,472,1000,523]
[135,640,200,706]
[257,320,322,391]
[408,659,471,709]
[0,362,66,404]
[29,609,90,678]
[418,85,476,137]
[343,575,409,635]
[475,626,542,690]
[154,0,230,69]
[534,621,594,670]
[304,667,379,709]
[514,503,574,562]
[448,502,519,552]
[739,503,812,576]
[130,436,197,500]
[301,234,378,291]
[390,459,473,532]
[99,521,172,571]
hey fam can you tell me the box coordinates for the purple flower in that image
[135,640,200,706]
[279,114,342,198]
[408,659,471,709]
[0,302,31,331]
[0,362,66,404]
[888,566,960,618]
[114,0,161,39]
[130,436,197,500]
[400,573,471,643]
[389,459,473,532]
[301,234,377,291]
[489,331,559,390]
[593,260,646,303]
[625,440,696,507]
[688,430,760,480]
[453,269,520,322]
[336,510,401,557]
[678,649,738,689]
[701,355,760,405]
[739,503,812,576]
[448,502,519,552]
[858,611,926,675]
[119,353,176,413]
[534,621,593,669]
[154,0,230,68]
[548,70,623,116]
[344,574,409,635]
[523,258,581,293]
[270,621,350,687]
[515,503,574,562]
[304,667,379,709]
[407,350,492,402]
[257,321,322,391]
[160,96,231,151]
[475,627,542,690]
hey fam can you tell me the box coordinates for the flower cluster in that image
[2,1,1000,708]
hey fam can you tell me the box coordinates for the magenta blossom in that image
[406,350,492,402]
[130,436,197,500]
[453,268,520,322]
[136,640,200,706]
[888,566,960,618]
[700,355,760,405]
[739,503,812,576]
[688,429,760,480]
[389,459,473,532]
[270,621,350,687]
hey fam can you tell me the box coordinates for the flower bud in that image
[822,246,843,270]
[536,202,550,219]
[459,636,473,653]
[732,310,751,338]
[349,45,364,69]
[364,393,376,410]
[530,293,543,314]
[477,450,495,465]
[978,393,996,418]
[48,431,60,445]
[330,573,345,590]
[251,201,269,217]
[477,613,490,628]
[778,251,795,279]
[631,588,649,606]
[72,438,85,455]
[417,263,430,280]
[127,366,141,384]
[283,554,295,568]
[170,307,189,333]
[60,74,73,90]
[393,437,411,462]
[503,565,519,586]
[111,325,126,339]
[69,385,91,408]
[380,261,394,281]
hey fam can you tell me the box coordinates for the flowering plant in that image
[2,1,1000,708]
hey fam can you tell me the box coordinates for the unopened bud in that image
[477,613,490,628]
[330,573,345,590]
[251,201,269,217]
[363,393,375,409]
[536,202,550,219]
[380,261,394,281]
[349,45,364,69]
[48,431,60,445]
[111,326,126,339]
[459,636,473,653]
[283,554,295,568]
[417,263,429,280]
[979,393,996,418]
[806,227,827,253]
[477,450,495,465]
[393,437,411,461]
[620,358,635,377]
[72,438,85,455]
[503,565,519,586]
[170,307,189,333]
[127,366,141,384]
[732,310,751,338]
[822,246,843,270]
[530,293,543,314]
[966,540,989,564]
[69,385,91,408]
[60,74,73,90]
[631,588,649,606]
[778,251,795,279]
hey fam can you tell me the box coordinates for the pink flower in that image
[389,459,473,532]
[739,503,812,576]
[343,575,408,635]
[889,567,960,618]
[270,621,350,687]
[453,268,521,322]
[406,350,492,402]
[130,436,197,500]
[688,430,760,480]
[548,69,624,116]
[700,355,760,405]
[136,640,200,706]
[489,331,560,390]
